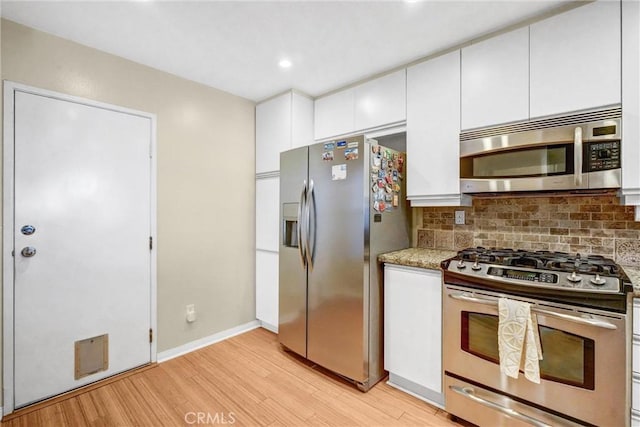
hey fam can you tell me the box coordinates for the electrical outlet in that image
[186,304,196,323]
[455,210,465,225]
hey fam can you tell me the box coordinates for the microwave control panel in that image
[585,141,620,172]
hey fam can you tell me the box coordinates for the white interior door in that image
[11,89,153,408]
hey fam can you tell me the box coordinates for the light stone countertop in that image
[378,248,640,298]
[623,266,640,296]
[377,247,456,270]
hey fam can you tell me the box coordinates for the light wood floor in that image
[2,327,463,426]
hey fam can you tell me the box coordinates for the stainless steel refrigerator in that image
[278,135,410,391]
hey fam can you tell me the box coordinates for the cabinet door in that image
[291,92,315,149]
[256,250,278,330]
[256,177,280,252]
[530,1,621,118]
[384,265,442,394]
[461,27,529,130]
[354,70,406,131]
[314,88,355,140]
[622,0,640,204]
[407,51,461,206]
[256,93,292,173]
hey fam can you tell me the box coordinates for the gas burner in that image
[505,256,544,269]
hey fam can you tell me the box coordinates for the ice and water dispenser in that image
[282,202,299,248]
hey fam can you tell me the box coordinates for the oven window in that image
[462,312,595,390]
[460,145,571,178]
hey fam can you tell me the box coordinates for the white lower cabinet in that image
[384,264,443,407]
[256,250,278,332]
[633,299,640,425]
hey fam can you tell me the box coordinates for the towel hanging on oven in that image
[498,298,543,383]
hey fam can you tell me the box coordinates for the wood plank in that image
[2,363,156,421]
[1,328,458,427]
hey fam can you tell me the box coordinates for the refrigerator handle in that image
[297,180,307,267]
[305,179,315,270]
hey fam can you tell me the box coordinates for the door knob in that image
[21,247,36,258]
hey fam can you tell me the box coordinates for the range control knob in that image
[567,271,582,283]
[456,259,466,269]
[471,260,482,271]
[590,274,606,286]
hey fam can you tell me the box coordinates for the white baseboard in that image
[157,320,260,362]
[387,373,444,410]
[259,320,278,333]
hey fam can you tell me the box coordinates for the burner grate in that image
[456,247,621,277]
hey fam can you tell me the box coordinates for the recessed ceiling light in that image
[279,59,292,69]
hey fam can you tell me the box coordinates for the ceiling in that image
[1,0,577,102]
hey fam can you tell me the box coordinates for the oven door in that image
[443,285,629,427]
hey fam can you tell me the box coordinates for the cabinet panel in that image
[256,250,278,330]
[256,177,280,252]
[461,27,529,130]
[622,0,640,204]
[354,70,406,131]
[384,265,442,395]
[291,92,314,149]
[634,338,640,374]
[256,93,292,173]
[407,51,461,205]
[530,1,621,118]
[314,88,355,140]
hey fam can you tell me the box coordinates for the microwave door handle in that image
[574,126,583,186]
[448,292,617,330]
[297,180,307,268]
[449,386,552,427]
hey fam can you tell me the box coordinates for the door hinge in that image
[149,328,153,343]
[149,236,153,250]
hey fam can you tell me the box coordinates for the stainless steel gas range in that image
[442,247,634,427]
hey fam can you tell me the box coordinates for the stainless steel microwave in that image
[460,105,621,194]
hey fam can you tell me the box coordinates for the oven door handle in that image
[449,385,552,427]
[448,292,618,330]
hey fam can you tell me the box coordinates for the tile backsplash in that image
[415,192,640,266]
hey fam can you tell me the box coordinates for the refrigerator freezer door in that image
[279,146,309,357]
[306,137,369,384]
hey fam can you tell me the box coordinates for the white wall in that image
[1,19,256,376]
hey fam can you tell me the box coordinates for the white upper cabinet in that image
[314,88,355,140]
[291,92,315,149]
[461,27,529,130]
[256,93,291,173]
[256,90,314,173]
[354,70,406,131]
[407,51,467,206]
[315,70,407,140]
[622,0,640,206]
[530,1,621,119]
